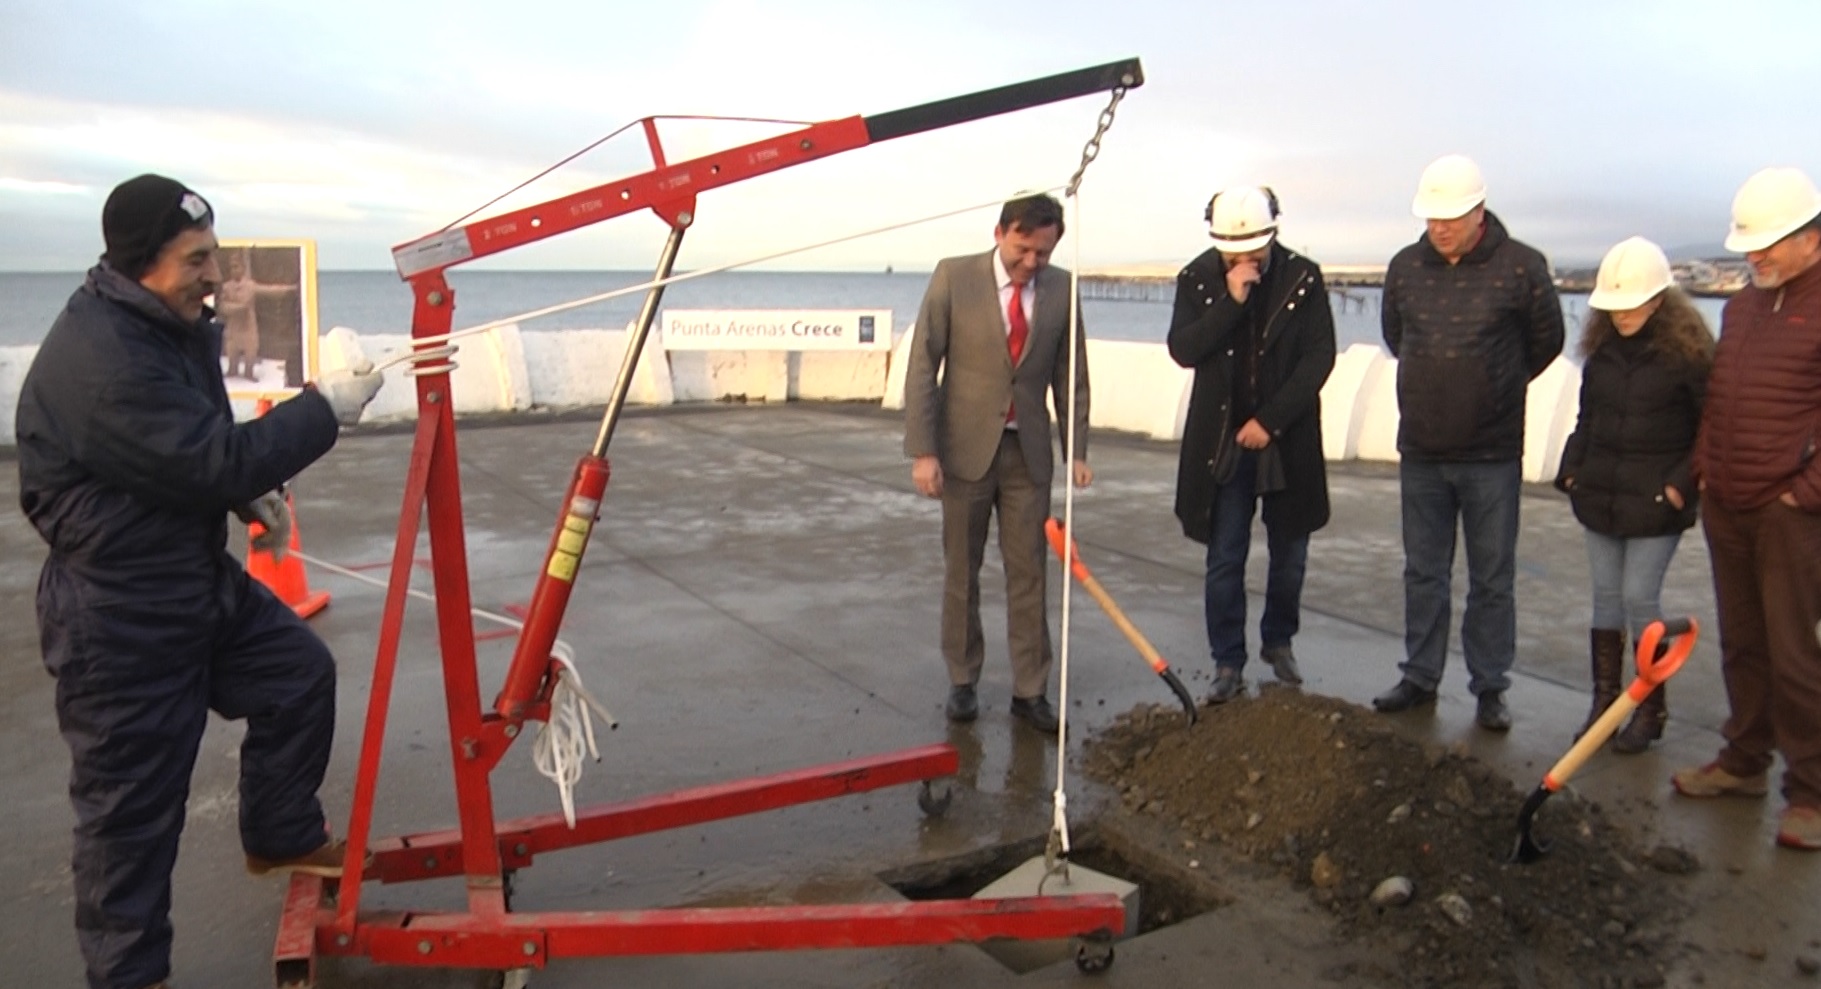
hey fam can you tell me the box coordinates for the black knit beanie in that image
[102,174,215,280]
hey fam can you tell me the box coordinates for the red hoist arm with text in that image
[391,59,1142,276]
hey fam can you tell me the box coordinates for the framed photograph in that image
[213,239,319,397]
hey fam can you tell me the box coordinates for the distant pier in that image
[1085,257,1745,303]
[1080,263,1384,309]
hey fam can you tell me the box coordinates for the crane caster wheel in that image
[1074,936,1115,974]
[482,968,532,989]
[917,780,953,817]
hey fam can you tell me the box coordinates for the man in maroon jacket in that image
[1673,167,1821,852]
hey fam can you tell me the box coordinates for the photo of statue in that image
[213,241,317,392]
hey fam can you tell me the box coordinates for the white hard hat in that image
[1588,237,1673,312]
[1724,167,1821,253]
[1412,154,1487,220]
[1207,186,1279,254]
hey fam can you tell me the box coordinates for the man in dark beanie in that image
[13,174,383,989]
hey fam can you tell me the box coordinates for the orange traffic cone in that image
[245,397,330,619]
[247,490,332,620]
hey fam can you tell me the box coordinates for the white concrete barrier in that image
[790,351,889,401]
[1353,354,1403,464]
[667,348,789,403]
[0,327,1588,485]
[881,328,916,411]
[1080,339,1193,441]
[520,327,672,410]
[0,345,38,444]
[880,333,1191,442]
[1522,358,1578,483]
[1319,344,1384,461]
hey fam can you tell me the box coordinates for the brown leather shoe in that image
[247,838,352,878]
[1671,761,1769,799]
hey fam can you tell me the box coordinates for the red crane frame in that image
[273,58,1144,987]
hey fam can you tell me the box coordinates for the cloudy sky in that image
[3,0,1819,273]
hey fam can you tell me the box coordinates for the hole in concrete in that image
[880,827,1226,972]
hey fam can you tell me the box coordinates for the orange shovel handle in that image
[1626,617,1698,700]
[1044,518,1093,583]
[1044,519,1170,676]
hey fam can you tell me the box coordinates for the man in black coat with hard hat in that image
[1168,186,1336,705]
[14,174,384,989]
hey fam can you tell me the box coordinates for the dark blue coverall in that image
[14,264,343,989]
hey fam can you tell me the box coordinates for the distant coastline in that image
[1082,258,1748,301]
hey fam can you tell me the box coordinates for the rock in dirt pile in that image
[1083,688,1698,989]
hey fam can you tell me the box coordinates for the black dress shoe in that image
[1371,679,1438,712]
[1010,696,1060,733]
[946,684,978,723]
[1476,690,1512,732]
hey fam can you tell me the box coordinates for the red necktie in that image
[1007,281,1029,364]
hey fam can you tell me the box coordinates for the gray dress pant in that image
[940,430,1054,700]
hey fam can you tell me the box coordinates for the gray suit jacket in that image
[903,250,1091,485]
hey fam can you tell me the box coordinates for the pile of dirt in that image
[1083,689,1697,989]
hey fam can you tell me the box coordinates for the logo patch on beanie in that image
[179,192,209,221]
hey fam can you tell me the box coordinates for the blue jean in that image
[1399,458,1521,695]
[1205,449,1310,671]
[1584,529,1682,637]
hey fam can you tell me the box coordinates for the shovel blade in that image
[1510,785,1554,864]
[1160,669,1197,726]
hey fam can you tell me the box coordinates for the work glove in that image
[246,490,292,562]
[316,359,385,426]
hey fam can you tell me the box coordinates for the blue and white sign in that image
[659,309,892,351]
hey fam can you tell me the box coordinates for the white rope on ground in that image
[371,185,1068,376]
[291,550,617,828]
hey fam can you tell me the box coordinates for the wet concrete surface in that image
[1,402,1816,987]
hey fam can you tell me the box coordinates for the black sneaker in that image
[1476,691,1512,732]
[1010,696,1060,733]
[1371,679,1437,712]
[945,684,978,723]
[1207,667,1245,705]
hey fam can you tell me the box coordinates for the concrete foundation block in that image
[971,854,1139,972]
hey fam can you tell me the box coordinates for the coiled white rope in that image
[530,643,618,828]
[370,185,1068,378]
[291,550,616,827]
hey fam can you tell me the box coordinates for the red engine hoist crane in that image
[274,58,1144,988]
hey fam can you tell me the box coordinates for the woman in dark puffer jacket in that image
[1556,237,1714,752]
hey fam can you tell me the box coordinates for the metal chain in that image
[1065,84,1128,198]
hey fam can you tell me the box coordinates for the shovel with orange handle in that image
[1511,616,1698,863]
[1044,518,1197,726]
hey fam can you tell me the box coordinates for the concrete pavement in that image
[1,403,1814,987]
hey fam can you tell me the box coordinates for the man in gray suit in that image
[903,194,1093,736]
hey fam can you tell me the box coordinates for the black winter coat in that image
[1168,243,1336,542]
[15,265,340,609]
[1555,331,1707,537]
[1382,211,1564,462]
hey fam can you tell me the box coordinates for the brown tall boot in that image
[1613,678,1666,754]
[1577,628,1625,740]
